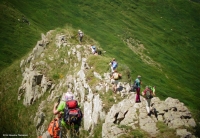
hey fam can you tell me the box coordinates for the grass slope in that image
[0,0,200,136]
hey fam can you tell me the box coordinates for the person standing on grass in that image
[111,70,122,93]
[135,75,142,103]
[78,30,84,44]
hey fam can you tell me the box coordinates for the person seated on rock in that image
[111,70,122,94]
[142,86,155,116]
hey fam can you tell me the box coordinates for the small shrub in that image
[156,121,179,138]
[52,73,59,80]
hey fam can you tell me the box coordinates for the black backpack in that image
[133,80,137,89]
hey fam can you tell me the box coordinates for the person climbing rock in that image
[53,90,82,136]
[52,91,72,129]
[111,70,122,93]
[135,75,142,103]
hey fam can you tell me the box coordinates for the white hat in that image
[137,75,141,78]
[78,30,81,32]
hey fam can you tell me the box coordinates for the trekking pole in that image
[57,95,61,106]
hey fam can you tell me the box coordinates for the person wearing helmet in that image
[53,89,82,126]
[52,89,82,137]
[53,90,74,125]
[65,91,74,101]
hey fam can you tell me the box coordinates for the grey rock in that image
[176,129,192,138]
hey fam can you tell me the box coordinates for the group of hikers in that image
[78,30,100,55]
[78,29,157,130]
[133,75,156,116]
[108,58,156,116]
[39,30,157,138]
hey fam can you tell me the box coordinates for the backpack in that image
[79,32,83,37]
[66,100,78,109]
[64,108,82,124]
[146,89,153,99]
[113,73,119,80]
[47,118,60,138]
[133,80,137,89]
[63,100,82,124]
[112,61,118,69]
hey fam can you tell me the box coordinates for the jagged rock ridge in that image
[18,29,197,138]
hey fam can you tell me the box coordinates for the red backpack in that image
[66,100,78,109]
[64,100,82,124]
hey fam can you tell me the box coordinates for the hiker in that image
[53,91,73,118]
[39,117,60,138]
[91,45,97,54]
[135,75,142,103]
[142,86,155,116]
[39,92,67,138]
[53,90,82,131]
[109,58,118,73]
[111,70,122,93]
[78,30,84,43]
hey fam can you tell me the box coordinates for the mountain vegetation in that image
[0,0,200,137]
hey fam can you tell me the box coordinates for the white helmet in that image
[65,92,73,101]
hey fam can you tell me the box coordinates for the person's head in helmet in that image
[65,89,74,101]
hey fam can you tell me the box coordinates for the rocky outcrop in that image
[19,31,110,136]
[102,95,196,138]
[18,67,52,106]
[18,31,53,106]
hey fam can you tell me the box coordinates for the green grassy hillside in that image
[0,0,200,136]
